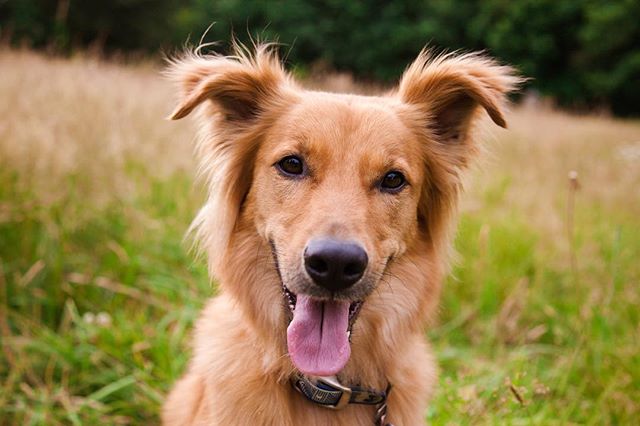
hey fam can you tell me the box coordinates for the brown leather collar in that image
[292,374,393,425]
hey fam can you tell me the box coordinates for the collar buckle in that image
[293,372,389,417]
[316,376,352,409]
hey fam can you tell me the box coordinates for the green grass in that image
[0,168,209,425]
[2,162,638,425]
[428,180,640,424]
[1,50,639,424]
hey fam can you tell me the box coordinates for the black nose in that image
[304,239,368,292]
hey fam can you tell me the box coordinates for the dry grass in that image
[3,49,637,217]
[474,106,640,224]
[0,50,194,206]
[1,49,639,425]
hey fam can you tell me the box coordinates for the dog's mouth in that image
[283,284,363,376]
[283,286,363,326]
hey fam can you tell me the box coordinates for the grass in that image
[1,49,639,425]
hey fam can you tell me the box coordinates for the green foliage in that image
[0,0,182,52]
[1,0,639,114]
[577,0,640,115]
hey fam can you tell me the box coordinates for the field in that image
[1,50,639,425]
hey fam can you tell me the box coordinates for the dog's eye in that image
[276,155,304,176]
[380,171,406,192]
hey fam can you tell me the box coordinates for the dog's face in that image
[253,95,424,301]
[169,46,518,377]
[251,96,428,374]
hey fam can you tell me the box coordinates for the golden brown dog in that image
[163,43,519,425]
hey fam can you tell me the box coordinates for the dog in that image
[162,42,519,425]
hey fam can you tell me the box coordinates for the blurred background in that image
[3,0,640,115]
[1,1,639,425]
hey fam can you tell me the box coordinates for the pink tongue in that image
[287,295,351,376]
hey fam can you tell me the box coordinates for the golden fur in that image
[162,43,519,425]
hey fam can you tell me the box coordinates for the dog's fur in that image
[162,43,519,425]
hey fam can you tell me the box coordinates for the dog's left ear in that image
[398,51,521,146]
[399,51,522,248]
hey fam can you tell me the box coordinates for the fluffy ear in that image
[398,51,521,251]
[398,50,521,144]
[167,44,292,122]
[167,44,295,276]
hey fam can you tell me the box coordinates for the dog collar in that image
[292,374,392,424]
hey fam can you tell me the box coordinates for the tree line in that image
[2,0,639,115]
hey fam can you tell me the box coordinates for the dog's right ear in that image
[167,45,298,277]
[167,45,292,122]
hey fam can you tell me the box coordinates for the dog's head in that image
[169,44,519,377]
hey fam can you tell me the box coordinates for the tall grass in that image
[1,50,639,425]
